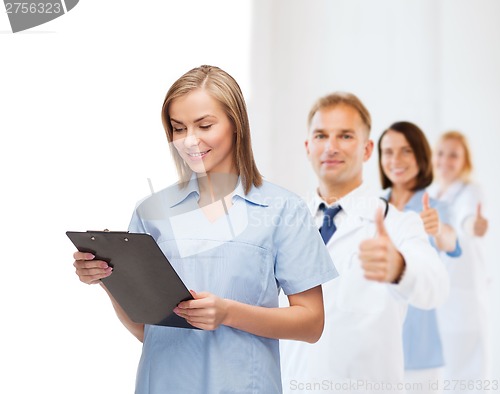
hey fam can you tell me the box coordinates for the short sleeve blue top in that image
[129,177,338,393]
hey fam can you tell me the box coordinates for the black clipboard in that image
[66,230,196,329]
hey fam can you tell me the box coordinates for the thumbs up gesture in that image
[473,203,488,237]
[359,208,405,283]
[420,192,441,236]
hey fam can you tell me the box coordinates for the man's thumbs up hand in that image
[375,205,388,238]
[359,208,405,283]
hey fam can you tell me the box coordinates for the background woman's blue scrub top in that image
[386,189,461,370]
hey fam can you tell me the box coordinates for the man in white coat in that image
[280,93,450,393]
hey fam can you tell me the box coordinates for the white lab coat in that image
[429,181,491,383]
[280,184,449,394]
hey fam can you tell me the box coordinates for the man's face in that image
[305,104,373,194]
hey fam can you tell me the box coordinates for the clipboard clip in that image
[85,230,131,241]
[86,229,130,233]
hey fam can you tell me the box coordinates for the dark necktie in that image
[320,205,342,244]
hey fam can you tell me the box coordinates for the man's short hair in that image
[307,92,371,134]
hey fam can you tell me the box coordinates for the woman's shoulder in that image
[426,189,449,211]
[255,179,301,196]
[455,181,484,210]
[249,179,307,207]
[462,181,482,195]
[134,181,195,215]
[441,181,483,206]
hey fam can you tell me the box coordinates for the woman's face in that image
[380,130,420,190]
[433,138,466,183]
[169,88,236,175]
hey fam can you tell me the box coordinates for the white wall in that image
[249,0,500,380]
[0,1,251,393]
[249,0,445,194]
[439,0,500,378]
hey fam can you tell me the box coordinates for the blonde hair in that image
[161,65,262,194]
[437,131,473,182]
[307,92,371,134]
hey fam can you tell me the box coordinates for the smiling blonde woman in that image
[429,131,491,388]
[72,65,337,394]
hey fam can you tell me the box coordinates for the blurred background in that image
[1,1,498,392]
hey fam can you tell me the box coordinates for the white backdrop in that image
[1,1,498,393]
[0,1,251,393]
